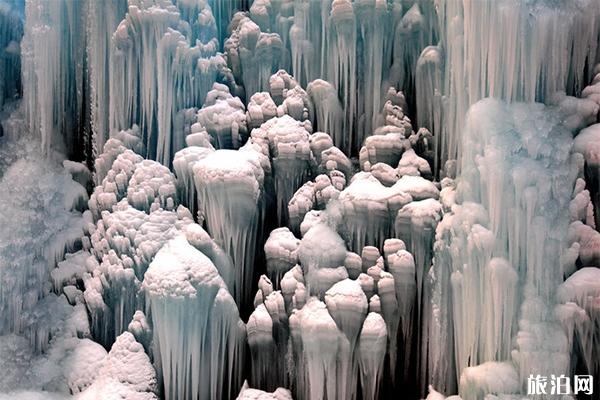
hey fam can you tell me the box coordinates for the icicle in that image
[307,79,344,152]
[327,0,356,155]
[88,0,128,155]
[556,267,600,394]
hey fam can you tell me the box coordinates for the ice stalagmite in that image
[77,331,158,400]
[126,160,178,213]
[86,203,195,346]
[338,172,412,253]
[264,227,300,286]
[395,197,441,378]
[247,92,278,130]
[358,312,387,400]
[236,381,293,400]
[196,83,248,149]
[251,115,312,225]
[225,14,284,102]
[143,236,245,400]
[194,148,268,306]
[297,223,349,297]
[324,278,368,398]
[290,297,351,400]
[384,240,416,384]
[556,267,600,396]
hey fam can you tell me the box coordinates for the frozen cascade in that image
[5,1,600,400]
[142,236,245,400]
[434,0,600,169]
[556,267,600,395]
[428,99,583,398]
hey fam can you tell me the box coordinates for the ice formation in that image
[3,0,600,400]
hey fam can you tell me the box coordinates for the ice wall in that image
[427,99,583,398]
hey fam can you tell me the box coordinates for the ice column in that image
[251,115,312,226]
[194,148,268,307]
[143,236,245,400]
[22,0,88,158]
[0,2,22,108]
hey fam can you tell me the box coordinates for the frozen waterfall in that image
[2,0,600,399]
